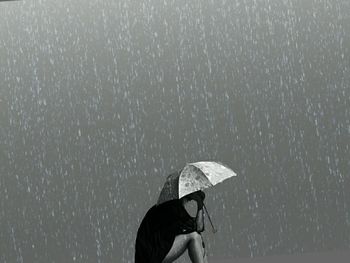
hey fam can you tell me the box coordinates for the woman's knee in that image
[188,231,202,243]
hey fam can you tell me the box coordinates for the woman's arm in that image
[193,191,205,232]
[195,206,205,232]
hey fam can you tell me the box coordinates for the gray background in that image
[0,0,349,262]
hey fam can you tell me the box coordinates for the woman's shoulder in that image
[143,200,179,216]
[155,199,181,209]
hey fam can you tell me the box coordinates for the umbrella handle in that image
[203,203,217,234]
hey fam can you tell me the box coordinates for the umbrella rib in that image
[189,164,214,187]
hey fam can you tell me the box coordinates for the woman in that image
[135,190,208,263]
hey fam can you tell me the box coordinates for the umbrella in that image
[157,161,237,205]
[157,161,237,233]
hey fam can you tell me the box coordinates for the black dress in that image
[134,199,198,263]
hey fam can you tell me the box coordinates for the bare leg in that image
[187,233,208,263]
[162,232,207,263]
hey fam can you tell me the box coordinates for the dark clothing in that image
[135,200,198,263]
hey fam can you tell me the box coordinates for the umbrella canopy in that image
[157,161,237,205]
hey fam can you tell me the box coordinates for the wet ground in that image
[209,248,350,263]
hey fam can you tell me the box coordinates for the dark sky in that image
[0,0,350,262]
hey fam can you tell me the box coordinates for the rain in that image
[0,0,349,262]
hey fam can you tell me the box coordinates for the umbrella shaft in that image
[203,203,217,233]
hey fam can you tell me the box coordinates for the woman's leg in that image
[162,232,207,263]
[187,232,208,263]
